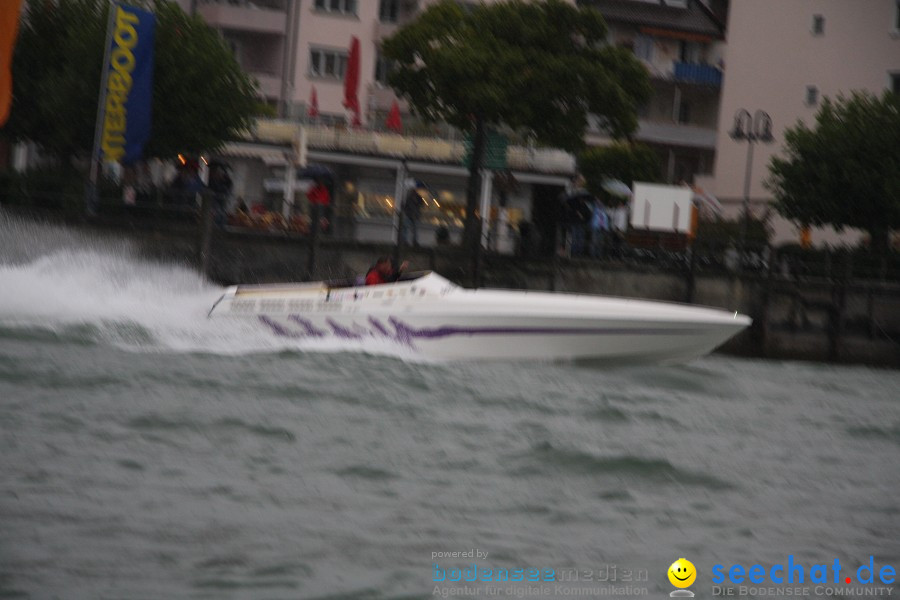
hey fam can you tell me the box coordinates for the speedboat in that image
[207,271,751,363]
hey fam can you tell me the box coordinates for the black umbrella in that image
[299,163,334,182]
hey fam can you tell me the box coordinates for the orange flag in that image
[0,0,23,126]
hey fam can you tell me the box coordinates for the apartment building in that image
[581,0,726,185]
[700,0,900,245]
[186,0,732,243]
[188,0,500,123]
[190,0,294,105]
[187,0,582,250]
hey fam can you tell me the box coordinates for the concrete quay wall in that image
[8,207,898,368]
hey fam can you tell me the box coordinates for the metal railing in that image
[673,62,723,86]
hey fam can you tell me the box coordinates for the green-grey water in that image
[1,215,898,599]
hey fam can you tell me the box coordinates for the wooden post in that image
[549,251,559,292]
[827,254,851,362]
[867,284,876,339]
[197,192,214,278]
[305,230,318,281]
[685,236,698,304]
[757,245,776,357]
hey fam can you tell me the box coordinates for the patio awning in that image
[219,142,289,166]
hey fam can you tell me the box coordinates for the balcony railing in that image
[673,62,723,87]
[199,0,287,10]
[197,1,287,35]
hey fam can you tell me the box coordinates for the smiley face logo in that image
[668,558,696,588]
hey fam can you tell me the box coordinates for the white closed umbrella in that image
[601,178,632,199]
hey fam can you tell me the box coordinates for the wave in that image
[511,441,734,490]
[0,214,425,360]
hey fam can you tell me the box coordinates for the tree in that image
[147,1,259,157]
[5,0,259,161]
[768,91,900,254]
[578,142,662,202]
[382,0,651,248]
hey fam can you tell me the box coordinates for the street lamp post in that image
[730,109,774,264]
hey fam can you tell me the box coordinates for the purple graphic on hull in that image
[259,316,303,338]
[257,314,708,351]
[326,318,367,340]
[288,315,327,338]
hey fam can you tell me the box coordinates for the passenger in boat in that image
[365,256,408,286]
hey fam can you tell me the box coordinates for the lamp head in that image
[730,109,752,140]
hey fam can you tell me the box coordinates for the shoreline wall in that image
[6,207,899,368]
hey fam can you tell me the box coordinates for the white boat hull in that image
[208,272,751,364]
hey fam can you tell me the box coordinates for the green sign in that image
[463,130,508,170]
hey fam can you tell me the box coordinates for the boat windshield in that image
[325,270,431,290]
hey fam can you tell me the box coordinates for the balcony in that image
[673,62,723,87]
[197,0,287,35]
[249,71,282,99]
[636,120,717,150]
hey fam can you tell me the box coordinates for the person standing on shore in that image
[307,177,330,238]
[401,185,424,246]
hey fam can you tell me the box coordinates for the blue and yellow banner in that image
[100,3,155,164]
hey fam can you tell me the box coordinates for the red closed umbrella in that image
[343,36,361,127]
[0,0,23,126]
[386,99,403,133]
[308,86,319,118]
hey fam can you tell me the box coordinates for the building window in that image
[805,85,819,106]
[811,14,825,35]
[633,34,654,61]
[678,101,691,124]
[379,0,399,23]
[375,51,394,85]
[894,0,900,32]
[313,0,357,16]
[224,37,242,61]
[637,101,650,119]
[679,40,701,64]
[890,72,900,95]
[309,47,348,79]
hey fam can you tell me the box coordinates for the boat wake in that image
[0,214,417,359]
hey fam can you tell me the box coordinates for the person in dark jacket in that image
[208,162,233,227]
[401,187,424,246]
[565,192,593,256]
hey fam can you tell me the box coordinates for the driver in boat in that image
[365,256,408,286]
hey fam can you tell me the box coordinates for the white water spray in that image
[0,214,423,359]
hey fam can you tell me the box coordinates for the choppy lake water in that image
[1,214,898,599]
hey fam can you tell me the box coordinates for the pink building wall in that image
[709,0,899,243]
[289,0,577,124]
